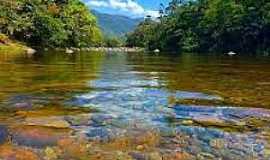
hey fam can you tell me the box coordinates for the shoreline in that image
[52,47,145,53]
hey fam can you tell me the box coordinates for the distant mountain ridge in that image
[91,10,143,37]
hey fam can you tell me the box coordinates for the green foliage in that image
[0,0,102,48]
[126,0,270,54]
[103,36,123,47]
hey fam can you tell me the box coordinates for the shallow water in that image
[0,51,270,159]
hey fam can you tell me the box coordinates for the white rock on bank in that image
[227,51,237,56]
[65,48,74,54]
[154,49,160,53]
[26,48,36,54]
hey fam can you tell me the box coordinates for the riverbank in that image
[53,47,145,53]
[0,34,35,55]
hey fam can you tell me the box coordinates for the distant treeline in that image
[126,0,270,54]
[0,0,102,48]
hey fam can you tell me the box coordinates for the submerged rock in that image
[0,125,8,144]
[209,138,225,149]
[128,152,146,160]
[24,116,70,129]
[193,116,226,127]
[14,102,33,110]
[57,138,89,159]
[0,144,39,160]
[148,152,162,160]
[44,147,58,160]
[163,151,193,160]
[65,114,91,126]
[86,127,110,141]
[10,126,70,148]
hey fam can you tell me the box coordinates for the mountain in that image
[91,10,143,37]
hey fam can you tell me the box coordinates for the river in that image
[0,51,270,159]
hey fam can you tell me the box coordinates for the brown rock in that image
[0,144,39,160]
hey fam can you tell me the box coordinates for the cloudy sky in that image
[83,0,169,18]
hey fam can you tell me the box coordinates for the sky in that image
[83,0,169,18]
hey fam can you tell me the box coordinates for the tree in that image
[127,0,270,54]
[0,0,102,48]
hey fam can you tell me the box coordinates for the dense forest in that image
[0,0,102,48]
[126,0,270,54]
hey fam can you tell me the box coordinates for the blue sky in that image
[83,0,169,18]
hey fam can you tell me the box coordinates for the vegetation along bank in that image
[126,0,270,54]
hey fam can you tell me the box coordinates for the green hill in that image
[92,10,143,37]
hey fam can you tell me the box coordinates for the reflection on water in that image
[0,51,270,159]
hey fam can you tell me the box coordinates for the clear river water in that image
[0,51,270,160]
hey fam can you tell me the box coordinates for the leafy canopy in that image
[0,0,102,47]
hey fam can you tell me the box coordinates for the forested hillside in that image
[0,0,102,48]
[126,0,270,54]
[92,10,142,37]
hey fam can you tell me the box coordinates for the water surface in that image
[0,51,270,159]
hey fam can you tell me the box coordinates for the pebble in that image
[209,139,225,149]
[44,147,58,160]
[148,152,162,160]
[136,145,144,151]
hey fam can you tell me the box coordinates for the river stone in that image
[65,114,91,126]
[0,125,8,144]
[128,152,146,160]
[44,147,58,160]
[193,115,228,127]
[148,152,162,160]
[86,127,110,141]
[11,126,69,148]
[24,117,70,129]
[136,145,144,151]
[90,114,113,126]
[209,139,225,149]
[197,152,215,159]
[14,102,33,110]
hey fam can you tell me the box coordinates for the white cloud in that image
[85,0,159,18]
[87,1,109,7]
